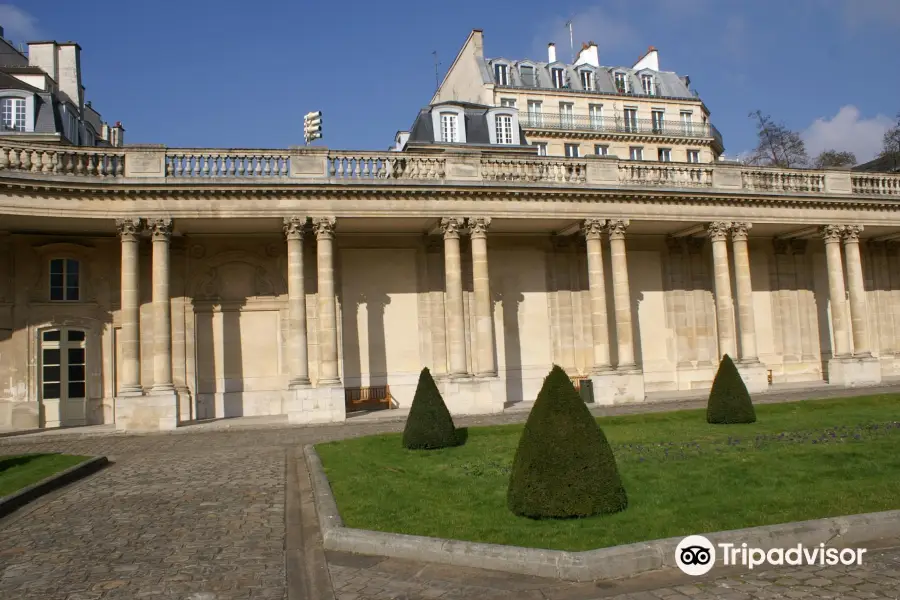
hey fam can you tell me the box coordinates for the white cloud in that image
[802,106,892,163]
[0,4,41,43]
[531,6,640,64]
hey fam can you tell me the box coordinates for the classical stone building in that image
[431,30,723,162]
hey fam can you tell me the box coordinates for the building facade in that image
[431,30,723,162]
[0,29,124,147]
[1,137,900,432]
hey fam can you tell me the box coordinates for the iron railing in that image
[521,112,722,144]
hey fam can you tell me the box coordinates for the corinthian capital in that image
[283,216,308,241]
[842,225,864,243]
[820,225,844,244]
[312,217,337,239]
[467,217,492,238]
[439,217,464,240]
[730,222,752,242]
[581,218,607,240]
[606,219,630,240]
[147,218,173,241]
[115,217,143,241]
[707,221,732,243]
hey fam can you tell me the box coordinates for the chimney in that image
[574,41,599,68]
[547,43,556,63]
[111,122,125,147]
[27,41,59,83]
[632,45,660,72]
[57,42,84,110]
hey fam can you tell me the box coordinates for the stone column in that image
[284,217,311,386]
[441,217,468,378]
[313,217,340,385]
[583,219,612,372]
[730,222,758,362]
[468,217,496,377]
[843,225,870,357]
[822,225,851,357]
[607,219,635,369]
[708,221,737,359]
[149,218,175,393]
[116,218,143,395]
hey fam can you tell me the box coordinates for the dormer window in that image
[440,112,459,143]
[1,97,26,131]
[641,74,655,95]
[495,114,513,144]
[551,68,566,89]
[494,63,509,86]
[520,65,536,87]
[614,72,628,93]
[580,70,594,91]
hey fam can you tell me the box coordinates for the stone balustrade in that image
[0,140,898,198]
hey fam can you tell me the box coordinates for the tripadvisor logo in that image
[675,535,868,576]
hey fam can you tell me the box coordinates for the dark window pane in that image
[42,330,61,342]
[65,286,80,301]
[43,348,60,365]
[68,330,85,342]
[68,348,85,365]
[66,271,79,288]
[68,364,85,381]
[43,382,61,399]
[66,259,79,275]
[50,273,63,287]
[50,287,64,301]
[49,259,64,274]
[43,365,60,382]
[68,381,86,398]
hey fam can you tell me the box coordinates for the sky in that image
[3,0,899,161]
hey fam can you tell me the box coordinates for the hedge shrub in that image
[402,367,459,450]
[507,365,627,519]
[707,354,757,424]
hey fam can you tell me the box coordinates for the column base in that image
[438,376,505,415]
[286,385,346,425]
[176,387,193,422]
[115,391,178,431]
[288,378,312,389]
[589,370,646,405]
[827,356,882,387]
[590,364,615,374]
[735,360,770,394]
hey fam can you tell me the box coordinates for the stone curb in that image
[0,455,109,519]
[304,444,900,582]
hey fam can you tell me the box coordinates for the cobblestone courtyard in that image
[1,387,899,599]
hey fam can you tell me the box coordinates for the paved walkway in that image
[0,384,898,599]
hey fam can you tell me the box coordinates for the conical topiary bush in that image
[402,367,459,450]
[507,365,627,519]
[707,354,756,424]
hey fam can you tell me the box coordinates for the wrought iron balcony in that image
[521,112,723,145]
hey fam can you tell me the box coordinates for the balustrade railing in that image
[166,151,290,177]
[618,163,713,187]
[0,141,899,199]
[481,157,586,183]
[741,169,825,193]
[0,142,124,177]
[520,112,721,142]
[852,173,900,196]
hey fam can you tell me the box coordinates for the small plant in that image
[402,367,459,450]
[507,365,627,519]
[707,354,757,424]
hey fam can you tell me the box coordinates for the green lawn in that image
[316,394,900,551]
[0,454,90,497]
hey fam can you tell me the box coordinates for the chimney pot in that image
[547,42,557,63]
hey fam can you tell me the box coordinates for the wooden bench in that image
[344,385,393,412]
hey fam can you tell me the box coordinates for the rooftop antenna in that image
[564,20,574,62]
[432,51,440,91]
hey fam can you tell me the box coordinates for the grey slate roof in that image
[406,101,529,147]
[854,154,900,173]
[484,56,695,99]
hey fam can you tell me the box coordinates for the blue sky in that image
[4,0,899,161]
